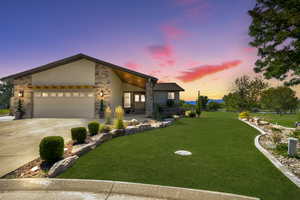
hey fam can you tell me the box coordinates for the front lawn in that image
[251,113,299,128]
[59,112,300,200]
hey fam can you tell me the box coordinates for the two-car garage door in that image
[33,92,95,118]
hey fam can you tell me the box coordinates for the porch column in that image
[145,79,154,117]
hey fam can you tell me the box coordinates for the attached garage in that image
[33,91,95,118]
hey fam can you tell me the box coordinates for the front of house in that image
[1,54,184,118]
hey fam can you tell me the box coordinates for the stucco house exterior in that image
[1,54,184,119]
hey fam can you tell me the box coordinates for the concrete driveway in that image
[0,118,91,177]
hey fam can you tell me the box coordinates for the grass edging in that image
[240,119,300,188]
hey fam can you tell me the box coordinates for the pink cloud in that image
[186,61,201,67]
[161,24,187,40]
[147,44,176,67]
[243,47,256,53]
[177,60,242,82]
[124,61,141,71]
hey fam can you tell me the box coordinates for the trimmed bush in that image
[100,124,111,133]
[88,121,100,136]
[39,136,64,163]
[71,127,87,143]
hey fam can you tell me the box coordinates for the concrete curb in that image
[240,119,300,188]
[0,178,259,200]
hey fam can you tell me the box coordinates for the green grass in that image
[251,113,299,128]
[59,112,300,200]
[0,109,9,115]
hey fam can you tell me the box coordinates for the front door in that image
[133,92,145,114]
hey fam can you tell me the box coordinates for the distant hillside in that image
[186,99,224,105]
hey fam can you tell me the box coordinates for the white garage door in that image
[33,92,95,118]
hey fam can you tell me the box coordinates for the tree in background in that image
[248,0,300,86]
[0,81,13,109]
[207,102,221,111]
[199,96,208,111]
[223,75,268,111]
[260,86,298,114]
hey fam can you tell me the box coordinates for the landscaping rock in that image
[90,134,103,145]
[174,150,192,156]
[72,142,97,156]
[125,126,138,135]
[48,155,78,178]
[100,133,112,143]
[258,121,269,126]
[111,129,125,138]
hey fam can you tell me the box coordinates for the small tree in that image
[195,95,202,117]
[200,96,208,111]
[207,102,221,111]
[0,81,13,109]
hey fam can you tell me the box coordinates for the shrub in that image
[271,132,282,145]
[239,111,250,119]
[275,143,288,156]
[114,119,125,129]
[166,99,175,107]
[104,106,112,124]
[100,124,111,133]
[39,136,64,163]
[88,121,100,136]
[271,127,282,133]
[71,127,87,143]
[115,106,124,120]
[185,110,196,118]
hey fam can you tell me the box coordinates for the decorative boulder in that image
[259,121,270,126]
[110,129,125,138]
[295,122,300,130]
[100,133,112,143]
[48,155,78,177]
[125,126,138,135]
[72,142,97,156]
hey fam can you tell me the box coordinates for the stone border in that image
[240,119,300,188]
[47,119,175,177]
[0,178,259,200]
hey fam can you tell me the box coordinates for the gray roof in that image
[153,83,184,91]
[0,53,158,81]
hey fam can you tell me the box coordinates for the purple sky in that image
[1,0,299,100]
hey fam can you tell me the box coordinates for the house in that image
[1,54,184,118]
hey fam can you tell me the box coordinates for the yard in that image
[59,112,300,200]
[251,113,299,128]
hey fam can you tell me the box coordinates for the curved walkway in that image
[0,178,259,200]
[240,119,300,188]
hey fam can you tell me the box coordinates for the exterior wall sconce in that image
[100,90,104,97]
[18,90,24,97]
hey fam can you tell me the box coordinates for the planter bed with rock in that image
[1,118,175,179]
[240,116,300,187]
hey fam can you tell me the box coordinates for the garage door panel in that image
[33,93,95,118]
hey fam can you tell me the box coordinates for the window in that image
[87,93,94,97]
[73,92,79,97]
[141,94,145,102]
[124,92,131,108]
[50,92,56,97]
[168,92,175,100]
[57,92,63,97]
[134,94,140,102]
[34,92,41,97]
[65,92,71,97]
[79,93,85,97]
[42,92,48,97]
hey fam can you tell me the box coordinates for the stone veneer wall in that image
[11,75,33,118]
[95,64,112,118]
[145,80,154,117]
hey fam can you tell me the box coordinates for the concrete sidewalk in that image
[0,179,260,200]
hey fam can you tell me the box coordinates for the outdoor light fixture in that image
[100,90,104,97]
[18,90,24,97]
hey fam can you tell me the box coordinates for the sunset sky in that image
[1,0,299,100]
